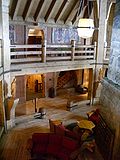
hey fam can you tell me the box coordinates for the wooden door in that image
[15,76,26,103]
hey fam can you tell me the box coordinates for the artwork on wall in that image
[52,28,80,44]
[9,25,14,44]
[9,24,25,45]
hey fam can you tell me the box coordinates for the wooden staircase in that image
[57,71,76,89]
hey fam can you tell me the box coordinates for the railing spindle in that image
[94,41,97,60]
[42,40,47,63]
[71,40,75,61]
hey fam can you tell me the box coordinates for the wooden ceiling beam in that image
[72,6,87,25]
[34,0,44,22]
[91,1,99,43]
[44,0,56,22]
[72,11,78,25]
[93,1,99,27]
[55,0,68,23]
[22,0,34,21]
[10,0,22,20]
[64,0,78,24]
[64,1,79,24]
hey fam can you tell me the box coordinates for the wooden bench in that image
[66,99,90,111]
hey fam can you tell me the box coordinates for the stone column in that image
[0,0,11,98]
[93,0,108,103]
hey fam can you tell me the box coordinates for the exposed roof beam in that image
[55,0,68,23]
[64,0,78,24]
[22,0,34,21]
[72,12,78,25]
[88,1,93,16]
[83,5,89,18]
[93,1,99,28]
[10,0,22,20]
[64,1,79,24]
[34,0,44,22]
[44,0,56,22]
[72,0,84,24]
[72,6,87,25]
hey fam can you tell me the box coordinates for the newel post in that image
[42,40,47,63]
[71,40,75,61]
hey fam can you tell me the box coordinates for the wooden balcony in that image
[10,41,97,75]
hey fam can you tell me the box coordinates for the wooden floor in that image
[0,89,104,160]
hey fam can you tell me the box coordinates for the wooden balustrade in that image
[10,41,97,64]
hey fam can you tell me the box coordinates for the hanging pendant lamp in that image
[77,18,94,38]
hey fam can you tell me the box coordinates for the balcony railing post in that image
[42,40,47,63]
[94,41,97,60]
[71,40,75,61]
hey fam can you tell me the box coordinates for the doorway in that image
[28,28,44,43]
[26,74,45,101]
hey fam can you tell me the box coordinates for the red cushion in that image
[55,124,66,135]
[88,113,100,124]
[47,144,60,156]
[49,134,62,145]
[32,133,49,144]
[65,130,78,139]
[62,137,78,151]
[57,150,69,160]
[32,144,47,154]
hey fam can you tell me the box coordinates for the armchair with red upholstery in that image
[31,132,79,160]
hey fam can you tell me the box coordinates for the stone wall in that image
[107,0,120,86]
[100,78,120,160]
[100,1,120,159]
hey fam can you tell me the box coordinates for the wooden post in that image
[42,40,47,63]
[53,72,57,97]
[1,0,11,97]
[94,0,107,103]
[0,40,2,67]
[94,41,97,60]
[71,40,75,61]
[88,68,94,105]
[34,98,37,113]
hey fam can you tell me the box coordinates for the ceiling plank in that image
[64,1,79,24]
[64,0,78,24]
[72,12,78,25]
[34,0,45,22]
[10,0,22,20]
[72,6,87,25]
[92,1,99,42]
[93,1,99,27]
[72,0,88,25]
[44,0,56,22]
[22,0,34,21]
[55,0,68,23]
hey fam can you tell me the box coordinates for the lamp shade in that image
[77,18,94,38]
